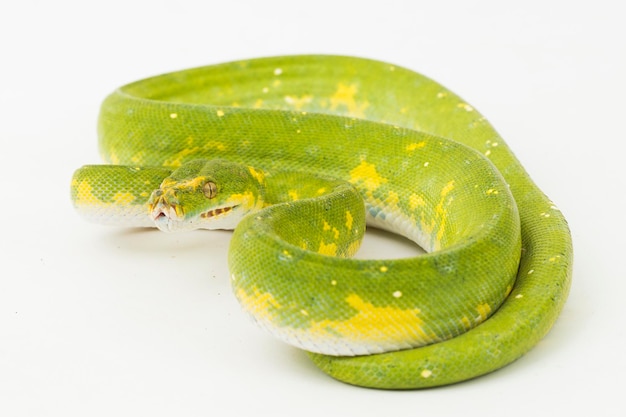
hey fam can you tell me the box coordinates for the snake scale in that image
[71,55,572,389]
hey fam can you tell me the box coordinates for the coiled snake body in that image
[71,55,572,389]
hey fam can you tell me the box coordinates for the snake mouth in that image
[200,205,238,219]
[151,204,239,222]
[150,203,181,222]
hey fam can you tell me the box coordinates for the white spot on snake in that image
[169,113,178,119]
[515,294,524,299]
[393,291,402,298]
[330,280,337,286]
[262,87,269,93]
[423,162,429,167]
[216,109,225,117]
[421,369,432,378]
[457,103,474,112]
[274,68,283,75]
[528,269,534,275]
[300,309,309,316]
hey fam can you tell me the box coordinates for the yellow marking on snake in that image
[330,83,369,117]
[434,180,455,246]
[349,160,387,193]
[307,294,437,346]
[161,176,206,190]
[288,190,299,201]
[476,303,491,322]
[202,141,227,152]
[318,241,338,256]
[248,166,266,184]
[409,193,426,210]
[227,191,261,211]
[236,286,282,322]
[386,190,400,207]
[322,221,340,240]
[163,147,200,168]
[112,192,136,205]
[74,180,101,206]
[345,211,353,230]
[406,142,426,152]
[440,181,455,198]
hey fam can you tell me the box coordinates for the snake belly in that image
[71,55,572,389]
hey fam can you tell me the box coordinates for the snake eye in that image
[203,181,217,199]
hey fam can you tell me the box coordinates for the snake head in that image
[148,159,265,232]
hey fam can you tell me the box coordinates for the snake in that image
[70,55,572,389]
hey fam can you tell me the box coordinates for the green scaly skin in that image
[70,55,572,389]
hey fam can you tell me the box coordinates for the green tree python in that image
[70,55,572,389]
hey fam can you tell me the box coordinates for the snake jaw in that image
[149,196,183,232]
[148,190,243,232]
[151,203,179,222]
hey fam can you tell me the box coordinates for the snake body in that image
[71,55,572,389]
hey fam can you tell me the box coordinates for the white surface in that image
[2,1,624,416]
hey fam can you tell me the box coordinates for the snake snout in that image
[150,200,184,232]
[151,201,181,220]
[152,208,168,222]
[149,191,183,221]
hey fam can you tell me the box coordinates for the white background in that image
[1,1,624,416]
